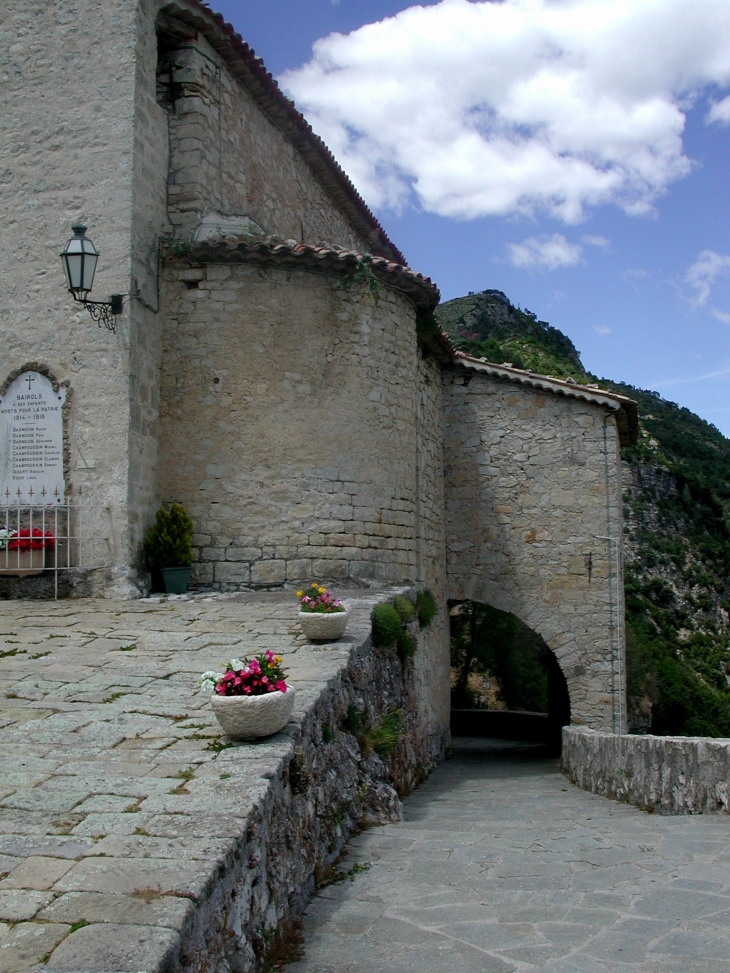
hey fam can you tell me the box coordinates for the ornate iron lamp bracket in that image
[71,293,124,333]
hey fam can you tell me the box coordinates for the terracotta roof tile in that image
[182,236,441,310]
[455,352,639,446]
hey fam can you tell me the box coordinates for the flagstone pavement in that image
[3,596,730,973]
[0,589,389,973]
[283,740,730,973]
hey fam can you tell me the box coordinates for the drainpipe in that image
[600,415,621,733]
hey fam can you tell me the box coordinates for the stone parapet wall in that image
[0,590,447,972]
[179,601,447,973]
[443,366,626,731]
[562,726,730,814]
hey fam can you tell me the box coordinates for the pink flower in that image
[275,680,287,693]
[249,659,261,673]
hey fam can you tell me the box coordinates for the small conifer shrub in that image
[393,595,416,623]
[397,632,415,662]
[371,604,403,648]
[143,502,194,570]
[416,589,438,629]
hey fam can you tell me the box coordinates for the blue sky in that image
[213,0,730,433]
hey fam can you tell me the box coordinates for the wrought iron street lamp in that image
[60,224,123,332]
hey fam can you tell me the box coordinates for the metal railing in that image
[0,493,111,598]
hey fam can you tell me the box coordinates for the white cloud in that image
[706,95,730,125]
[712,309,730,324]
[652,366,730,387]
[508,234,583,270]
[594,325,613,335]
[582,235,611,250]
[283,0,730,222]
[686,250,730,305]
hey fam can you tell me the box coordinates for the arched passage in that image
[450,600,571,754]
[443,360,637,731]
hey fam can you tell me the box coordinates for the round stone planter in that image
[210,689,296,740]
[0,549,45,577]
[297,608,349,642]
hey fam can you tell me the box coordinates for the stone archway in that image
[449,598,571,753]
[443,360,634,732]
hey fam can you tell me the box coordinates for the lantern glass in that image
[61,224,99,299]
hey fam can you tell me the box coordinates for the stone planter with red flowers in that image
[201,653,295,739]
[0,527,55,577]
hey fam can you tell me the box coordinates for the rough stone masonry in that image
[0,0,636,742]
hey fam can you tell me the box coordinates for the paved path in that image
[0,590,386,972]
[285,740,730,973]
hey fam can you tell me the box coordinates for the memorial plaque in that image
[0,371,66,504]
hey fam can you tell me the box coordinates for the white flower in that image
[200,670,223,693]
[230,659,245,671]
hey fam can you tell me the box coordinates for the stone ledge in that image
[562,726,730,814]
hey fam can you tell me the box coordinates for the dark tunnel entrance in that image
[449,600,571,755]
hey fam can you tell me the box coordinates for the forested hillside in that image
[437,290,730,737]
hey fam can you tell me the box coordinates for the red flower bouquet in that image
[8,528,55,552]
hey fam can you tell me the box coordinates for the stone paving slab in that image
[0,589,391,972]
[284,740,730,972]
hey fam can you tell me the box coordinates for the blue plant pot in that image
[161,566,191,594]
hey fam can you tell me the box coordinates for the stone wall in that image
[413,354,451,742]
[1,0,409,597]
[177,598,447,973]
[157,256,450,742]
[563,726,730,814]
[158,4,370,251]
[159,261,432,589]
[126,0,175,569]
[442,365,627,731]
[0,0,145,593]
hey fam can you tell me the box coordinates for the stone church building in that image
[1,0,637,735]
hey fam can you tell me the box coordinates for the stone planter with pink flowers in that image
[296,582,349,642]
[201,653,294,740]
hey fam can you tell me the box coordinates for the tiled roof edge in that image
[180,237,441,310]
[455,353,639,447]
[160,1,407,266]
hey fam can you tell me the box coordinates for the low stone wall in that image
[177,624,444,973]
[562,726,730,814]
[9,591,447,973]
